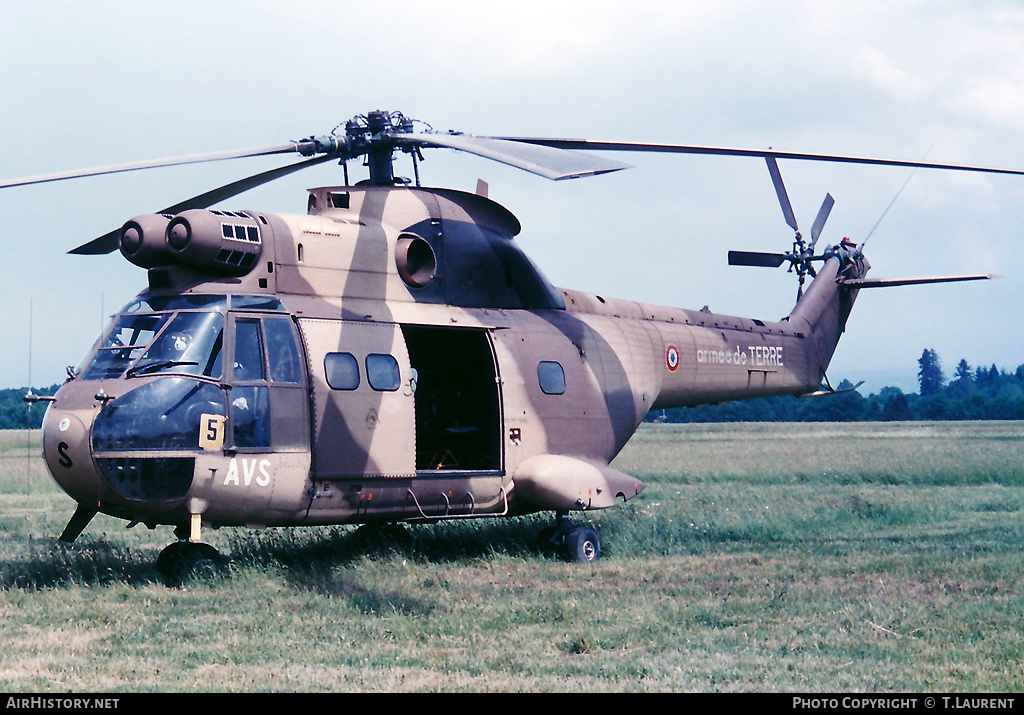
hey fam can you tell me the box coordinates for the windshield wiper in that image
[126,360,199,377]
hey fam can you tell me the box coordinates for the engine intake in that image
[119,214,174,268]
[165,209,264,276]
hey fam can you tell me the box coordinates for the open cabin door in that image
[401,325,502,474]
[299,319,416,480]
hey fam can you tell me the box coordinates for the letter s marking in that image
[57,442,73,469]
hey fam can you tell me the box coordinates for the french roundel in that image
[666,344,679,372]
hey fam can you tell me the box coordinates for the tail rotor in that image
[728,157,834,300]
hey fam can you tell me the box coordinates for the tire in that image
[350,522,412,554]
[535,525,560,552]
[156,541,226,586]
[563,526,601,563]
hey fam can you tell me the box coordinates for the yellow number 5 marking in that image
[199,414,226,451]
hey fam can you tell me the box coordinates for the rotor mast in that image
[349,110,409,186]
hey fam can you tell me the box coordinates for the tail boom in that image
[558,254,867,417]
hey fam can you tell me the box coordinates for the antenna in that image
[861,144,933,249]
[25,298,32,496]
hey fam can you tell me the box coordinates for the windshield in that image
[81,309,224,381]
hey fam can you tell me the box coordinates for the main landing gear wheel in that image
[156,540,227,586]
[565,526,601,563]
[349,522,413,554]
[537,512,602,563]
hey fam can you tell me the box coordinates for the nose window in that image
[81,309,225,380]
[92,378,226,453]
[82,313,169,380]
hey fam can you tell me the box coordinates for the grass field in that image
[0,422,1022,692]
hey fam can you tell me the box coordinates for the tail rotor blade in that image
[728,250,788,268]
[766,157,798,233]
[809,193,834,251]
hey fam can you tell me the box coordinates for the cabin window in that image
[325,352,360,390]
[538,361,566,395]
[366,353,401,392]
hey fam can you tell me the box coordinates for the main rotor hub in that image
[335,110,420,186]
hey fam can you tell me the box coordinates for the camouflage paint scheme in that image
[40,185,867,545]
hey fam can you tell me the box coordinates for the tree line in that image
[650,350,1024,423]
[0,385,58,430]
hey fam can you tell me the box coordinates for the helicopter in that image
[3,109,1012,580]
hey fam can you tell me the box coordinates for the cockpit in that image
[81,294,227,382]
[59,293,308,504]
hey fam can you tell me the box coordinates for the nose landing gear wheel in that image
[156,541,227,586]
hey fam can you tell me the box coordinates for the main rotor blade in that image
[492,138,1024,178]
[68,153,334,255]
[809,193,835,250]
[841,274,996,288]
[397,133,631,180]
[728,250,788,268]
[1,143,307,190]
[158,153,335,214]
[766,157,798,232]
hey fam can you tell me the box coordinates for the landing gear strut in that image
[538,511,602,563]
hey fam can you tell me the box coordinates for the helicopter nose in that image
[42,408,102,502]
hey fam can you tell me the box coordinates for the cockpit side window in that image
[228,315,308,451]
[263,317,301,384]
[233,319,266,382]
[230,318,269,449]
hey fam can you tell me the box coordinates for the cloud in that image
[2,0,1023,389]
[855,46,922,99]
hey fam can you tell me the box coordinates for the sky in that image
[1,0,1022,395]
